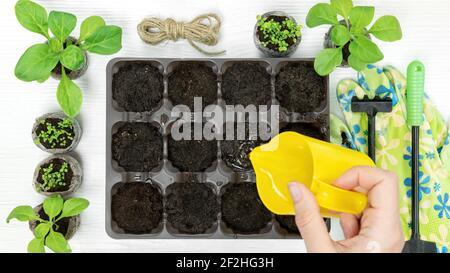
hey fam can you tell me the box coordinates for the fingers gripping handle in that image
[407,61,425,127]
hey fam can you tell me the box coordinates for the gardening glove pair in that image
[330,64,450,253]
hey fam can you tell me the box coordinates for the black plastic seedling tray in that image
[106,58,330,239]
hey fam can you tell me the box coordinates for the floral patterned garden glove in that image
[330,64,450,253]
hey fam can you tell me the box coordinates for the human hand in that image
[288,166,405,253]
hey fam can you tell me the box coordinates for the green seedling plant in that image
[14,0,123,117]
[257,15,302,52]
[6,194,89,253]
[39,161,69,192]
[306,0,402,76]
[35,118,74,149]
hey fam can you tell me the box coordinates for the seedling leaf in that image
[330,0,353,19]
[60,45,85,71]
[57,72,83,117]
[43,194,64,220]
[60,198,89,218]
[348,54,367,71]
[15,0,49,38]
[6,206,38,223]
[14,43,59,82]
[369,15,402,42]
[79,16,105,42]
[349,36,384,63]
[349,6,374,28]
[314,47,343,76]
[34,223,51,238]
[27,238,45,253]
[82,25,122,54]
[306,3,338,27]
[45,231,71,253]
[48,11,77,43]
[331,24,350,46]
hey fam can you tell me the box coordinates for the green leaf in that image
[60,45,85,71]
[48,37,63,53]
[81,25,122,55]
[37,73,51,83]
[57,72,83,117]
[331,24,350,46]
[34,223,51,239]
[15,43,60,82]
[15,0,49,38]
[306,3,338,28]
[79,16,106,42]
[48,11,77,43]
[348,54,367,71]
[43,194,64,220]
[369,15,402,42]
[60,198,89,218]
[45,231,71,253]
[349,36,384,63]
[6,206,38,223]
[314,47,343,76]
[349,6,375,28]
[28,238,45,253]
[330,0,353,19]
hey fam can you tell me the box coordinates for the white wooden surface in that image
[1,0,450,253]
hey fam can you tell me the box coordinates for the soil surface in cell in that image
[166,182,219,234]
[281,122,326,140]
[168,62,217,110]
[112,62,164,112]
[221,183,272,234]
[276,62,326,113]
[168,123,217,172]
[222,62,272,107]
[111,182,163,234]
[38,207,70,236]
[257,16,297,52]
[37,158,73,192]
[276,215,330,235]
[35,118,75,149]
[112,122,163,172]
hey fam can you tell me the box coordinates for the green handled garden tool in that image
[402,61,437,253]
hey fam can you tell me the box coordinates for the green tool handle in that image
[407,61,425,126]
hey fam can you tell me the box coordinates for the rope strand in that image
[137,13,226,55]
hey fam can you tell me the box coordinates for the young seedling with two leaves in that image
[306,0,402,76]
[6,194,89,253]
[14,0,123,117]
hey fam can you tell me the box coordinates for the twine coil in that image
[137,13,225,55]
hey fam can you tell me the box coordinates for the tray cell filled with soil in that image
[275,215,331,236]
[220,183,272,234]
[275,61,327,113]
[112,122,163,172]
[221,61,272,107]
[280,122,327,141]
[168,61,218,110]
[111,182,163,234]
[112,61,164,112]
[166,182,219,235]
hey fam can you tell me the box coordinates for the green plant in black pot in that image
[6,194,89,253]
[254,11,302,57]
[306,0,402,76]
[14,0,123,117]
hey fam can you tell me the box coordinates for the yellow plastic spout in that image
[250,132,375,217]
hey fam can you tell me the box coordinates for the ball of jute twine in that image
[137,13,226,56]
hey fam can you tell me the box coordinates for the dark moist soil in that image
[168,124,217,172]
[276,215,330,235]
[112,62,164,112]
[257,15,296,52]
[281,123,326,140]
[168,62,217,110]
[166,182,219,234]
[222,62,272,107]
[37,207,70,236]
[35,118,75,149]
[221,123,264,171]
[112,122,163,172]
[221,183,272,234]
[37,158,72,192]
[275,62,326,113]
[111,182,163,234]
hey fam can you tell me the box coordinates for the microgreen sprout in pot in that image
[306,0,402,75]
[6,194,89,253]
[14,0,123,117]
[33,155,82,196]
[32,112,82,153]
[254,11,302,57]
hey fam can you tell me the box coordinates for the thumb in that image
[288,182,335,253]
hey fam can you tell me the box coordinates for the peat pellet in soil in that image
[168,62,217,110]
[166,183,219,234]
[221,183,272,234]
[112,122,163,172]
[112,62,164,112]
[222,62,272,107]
[29,205,80,240]
[281,122,326,140]
[275,62,326,113]
[111,182,163,234]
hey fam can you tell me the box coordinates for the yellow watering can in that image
[249,132,375,217]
